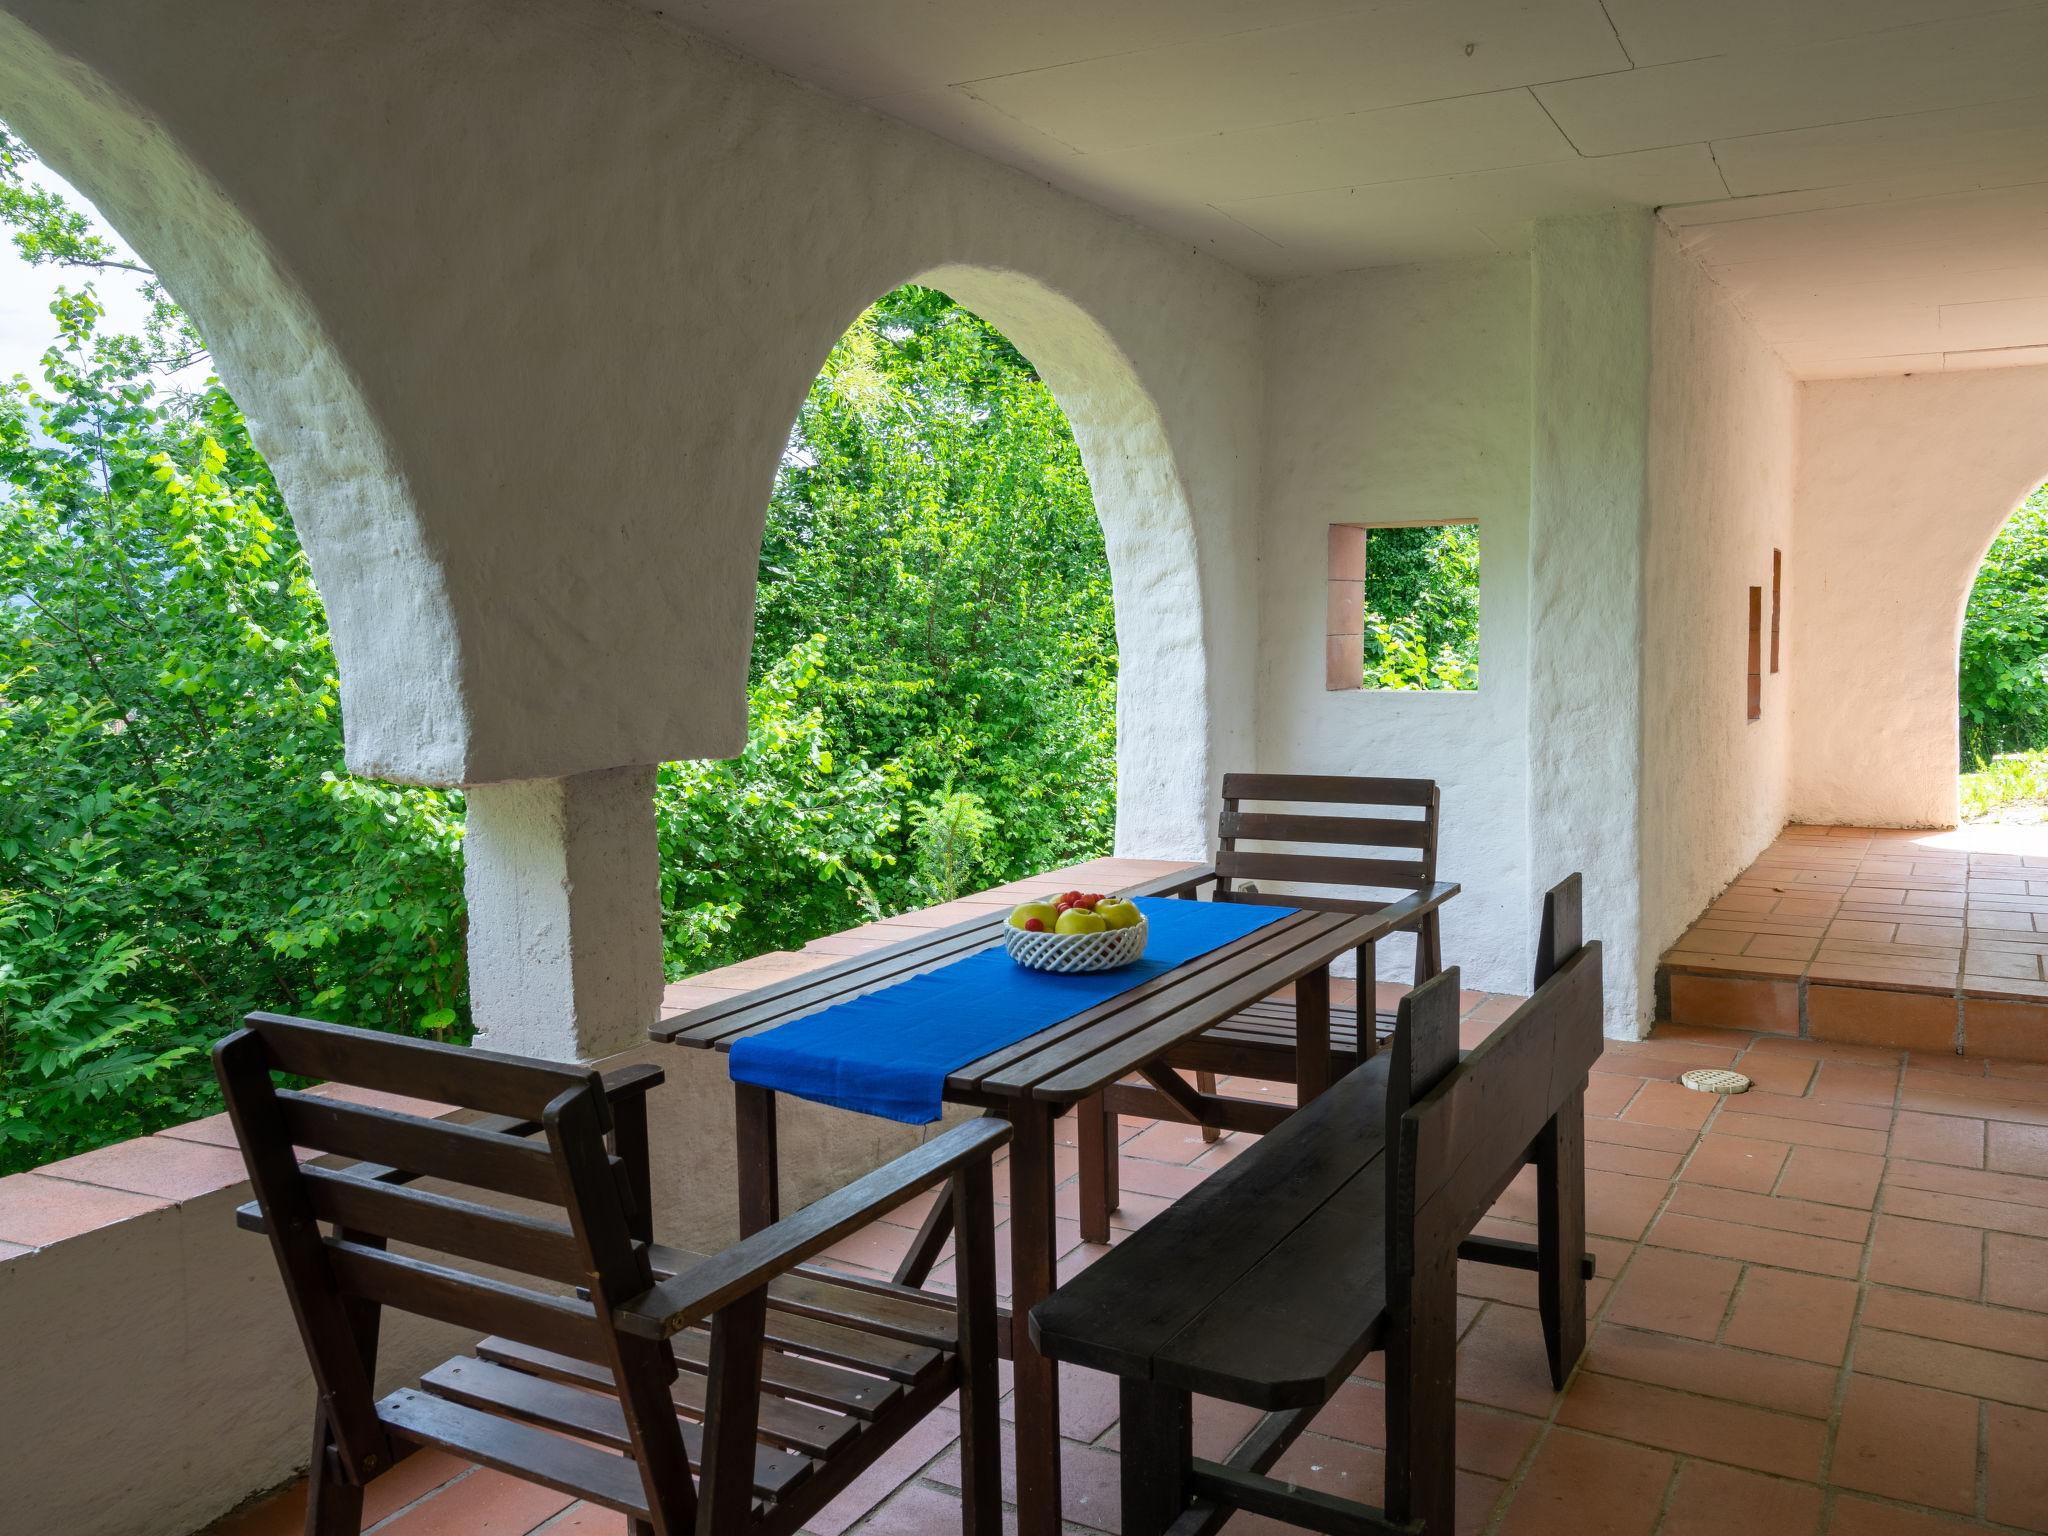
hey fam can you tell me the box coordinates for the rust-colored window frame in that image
[1325,518,1479,693]
[1770,548,1782,674]
[1747,585,1764,722]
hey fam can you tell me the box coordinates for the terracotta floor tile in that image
[1867,1213,1986,1298]
[1985,1401,2048,1531]
[1712,1110,1890,1156]
[1829,1374,1980,1515]
[1731,1053,1820,1097]
[1861,1287,2048,1359]
[1665,1181,1872,1243]
[1825,1495,1984,1536]
[1647,1211,1864,1279]
[1990,1120,2048,1177]
[1603,1248,1741,1341]
[1808,986,1959,1054]
[1585,1073,1648,1118]
[1777,1145,1884,1208]
[1883,1182,2048,1238]
[1890,1111,1987,1168]
[1680,1134,1793,1194]
[1585,1169,1668,1241]
[1555,1371,1825,1479]
[801,1408,960,1536]
[1659,1461,1824,1536]
[1494,1428,1673,1536]
[1720,1092,1894,1133]
[1855,1325,2048,1410]
[1985,1229,2048,1312]
[1886,1156,2048,1210]
[1586,1138,1686,1179]
[1587,1117,1703,1154]
[1724,1267,1859,1365]
[1455,1303,1565,1417]
[835,1484,988,1536]
[1583,1323,1838,1416]
[372,1469,573,1536]
[1623,1081,1719,1132]
[528,1503,630,1535]
[1818,1056,1892,1105]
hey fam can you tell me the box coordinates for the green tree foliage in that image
[0,128,469,1168]
[1960,484,2048,769]
[1359,523,1479,691]
[753,285,1117,896]
[0,132,1116,1168]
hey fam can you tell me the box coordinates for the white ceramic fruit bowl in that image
[1004,912,1149,973]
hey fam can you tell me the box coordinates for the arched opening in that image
[657,283,1135,977]
[1958,477,2048,823]
[0,124,467,1171]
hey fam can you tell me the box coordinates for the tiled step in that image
[1658,825,2048,1063]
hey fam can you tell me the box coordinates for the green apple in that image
[1055,908,1108,935]
[1011,903,1059,930]
[1097,898,1142,930]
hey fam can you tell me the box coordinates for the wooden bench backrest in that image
[214,1014,685,1500]
[1386,875,1600,1281]
[1214,772,1439,914]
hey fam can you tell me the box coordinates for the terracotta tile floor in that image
[1662,824,2048,1059]
[200,1001,2048,1536]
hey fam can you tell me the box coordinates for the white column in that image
[1529,210,1653,1038]
[463,764,664,1062]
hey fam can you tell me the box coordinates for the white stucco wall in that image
[1792,365,2048,827]
[1257,258,1533,995]
[1529,212,1653,1036]
[0,0,1260,863]
[1640,228,1797,981]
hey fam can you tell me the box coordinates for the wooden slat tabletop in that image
[652,869,1459,1106]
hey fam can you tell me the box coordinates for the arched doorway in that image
[660,283,1133,975]
[1958,478,2048,822]
[0,122,468,1170]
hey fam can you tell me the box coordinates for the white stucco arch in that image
[0,18,465,783]
[744,265,1216,859]
[1793,364,2048,826]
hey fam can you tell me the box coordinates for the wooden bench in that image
[1032,875,1600,1536]
[217,1015,1008,1536]
[1076,773,1459,1241]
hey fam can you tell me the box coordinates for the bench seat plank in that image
[1032,1053,1393,1395]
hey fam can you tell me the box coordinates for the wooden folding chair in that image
[217,1015,1006,1535]
[1076,773,1457,1236]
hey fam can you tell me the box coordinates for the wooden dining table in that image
[651,866,1459,1536]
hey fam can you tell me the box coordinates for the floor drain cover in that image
[1680,1067,1752,1095]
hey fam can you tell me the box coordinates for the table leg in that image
[1356,939,1379,1060]
[734,1083,780,1237]
[1007,1101,1064,1536]
[1076,1091,1116,1245]
[1296,963,1333,1102]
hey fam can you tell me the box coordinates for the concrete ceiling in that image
[649,0,2048,379]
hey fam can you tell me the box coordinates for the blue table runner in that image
[728,897,1296,1124]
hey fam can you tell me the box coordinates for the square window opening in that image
[1326,521,1479,692]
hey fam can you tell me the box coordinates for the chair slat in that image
[279,1092,564,1204]
[1221,773,1435,807]
[325,1238,607,1364]
[672,1330,902,1421]
[1219,811,1430,849]
[377,1388,653,1520]
[475,1337,861,1460]
[246,1012,590,1121]
[1217,849,1428,891]
[762,1309,942,1385]
[420,1357,818,1499]
[302,1167,585,1284]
